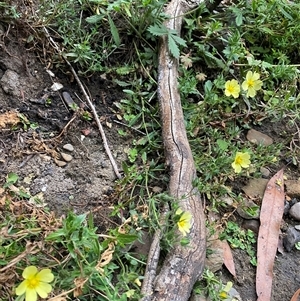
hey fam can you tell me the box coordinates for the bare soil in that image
[1,20,300,301]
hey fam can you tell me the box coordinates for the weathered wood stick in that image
[141,0,206,300]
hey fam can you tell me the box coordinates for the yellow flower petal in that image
[253,80,263,90]
[245,71,253,80]
[176,208,183,215]
[36,269,54,283]
[35,282,52,298]
[251,71,260,81]
[23,266,38,279]
[241,81,248,91]
[231,161,242,173]
[246,87,257,97]
[16,280,27,296]
[25,287,37,301]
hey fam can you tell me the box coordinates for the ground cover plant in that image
[0,0,300,300]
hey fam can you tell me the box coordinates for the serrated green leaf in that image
[168,35,180,58]
[108,15,120,46]
[86,14,103,24]
[148,24,168,36]
[170,34,187,47]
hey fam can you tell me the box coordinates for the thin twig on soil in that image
[42,27,121,179]
[64,61,122,179]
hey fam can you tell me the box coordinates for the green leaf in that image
[108,15,120,46]
[115,233,138,246]
[204,80,213,93]
[217,139,229,151]
[168,35,180,58]
[86,14,103,24]
[235,13,243,26]
[128,148,138,163]
[46,229,66,240]
[6,172,18,185]
[147,24,168,36]
[170,33,187,47]
[114,79,131,87]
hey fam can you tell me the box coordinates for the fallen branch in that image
[141,0,206,300]
[43,27,121,179]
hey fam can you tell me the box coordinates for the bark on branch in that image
[141,0,206,300]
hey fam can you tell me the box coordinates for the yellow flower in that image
[232,152,251,173]
[176,208,192,236]
[224,79,240,98]
[134,278,141,286]
[219,281,233,299]
[16,266,54,301]
[242,71,263,97]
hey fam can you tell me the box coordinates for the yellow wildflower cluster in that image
[225,71,263,98]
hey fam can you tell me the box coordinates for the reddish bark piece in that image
[290,288,300,301]
[222,240,236,278]
[256,169,285,301]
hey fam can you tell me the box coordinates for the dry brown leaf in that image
[290,288,300,301]
[256,168,285,301]
[180,52,192,69]
[73,277,88,298]
[222,240,236,278]
[95,242,115,272]
[0,111,20,128]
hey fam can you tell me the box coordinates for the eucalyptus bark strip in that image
[141,0,206,300]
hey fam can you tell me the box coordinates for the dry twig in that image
[42,27,121,179]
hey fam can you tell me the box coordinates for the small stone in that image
[247,129,273,146]
[284,200,291,215]
[205,239,224,272]
[61,152,73,162]
[152,186,163,193]
[228,287,243,301]
[283,226,300,252]
[289,202,300,221]
[295,225,300,231]
[220,195,234,207]
[62,91,76,108]
[0,70,20,96]
[62,143,74,152]
[54,159,67,167]
[285,180,300,198]
[242,219,260,234]
[260,167,270,178]
[51,82,63,91]
[242,178,269,198]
